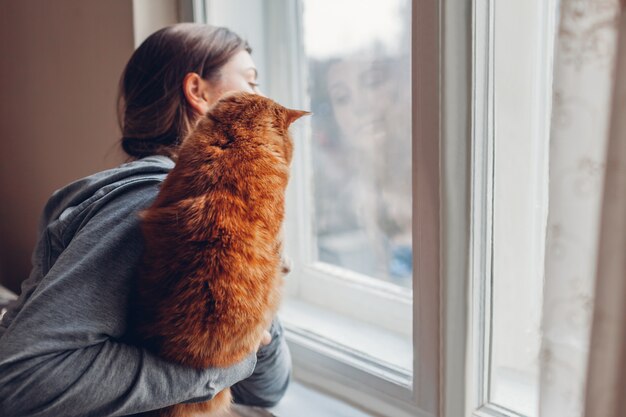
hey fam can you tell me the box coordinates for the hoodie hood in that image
[40,155,174,235]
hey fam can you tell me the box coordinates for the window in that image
[192,1,558,416]
[197,1,439,416]
[2,0,603,415]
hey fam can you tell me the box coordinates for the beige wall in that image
[0,0,136,292]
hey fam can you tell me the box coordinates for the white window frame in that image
[466,1,556,416]
[190,0,471,416]
[466,2,498,415]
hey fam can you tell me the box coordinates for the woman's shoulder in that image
[42,155,175,238]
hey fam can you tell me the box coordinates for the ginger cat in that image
[132,92,309,417]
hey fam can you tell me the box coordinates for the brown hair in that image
[117,23,251,160]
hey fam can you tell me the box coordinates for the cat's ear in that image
[284,108,311,127]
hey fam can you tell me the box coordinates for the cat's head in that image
[202,92,310,164]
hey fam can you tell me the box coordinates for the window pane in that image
[303,0,412,288]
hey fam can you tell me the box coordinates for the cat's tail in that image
[161,388,233,417]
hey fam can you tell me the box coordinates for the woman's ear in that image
[183,72,212,115]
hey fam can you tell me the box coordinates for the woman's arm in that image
[0,182,256,417]
[0,339,257,417]
[231,317,292,408]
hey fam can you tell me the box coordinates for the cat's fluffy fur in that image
[132,92,308,417]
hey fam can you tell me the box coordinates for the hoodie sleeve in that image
[0,180,257,417]
[231,317,292,407]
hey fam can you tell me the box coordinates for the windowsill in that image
[273,381,375,417]
[276,297,420,417]
[231,381,374,417]
[279,297,412,374]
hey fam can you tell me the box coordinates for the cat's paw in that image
[280,255,292,276]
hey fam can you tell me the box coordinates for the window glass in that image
[303,0,413,288]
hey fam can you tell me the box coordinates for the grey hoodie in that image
[0,155,291,417]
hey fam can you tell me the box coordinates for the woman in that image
[0,23,291,417]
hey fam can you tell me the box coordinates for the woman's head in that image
[118,23,260,160]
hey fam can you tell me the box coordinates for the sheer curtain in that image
[584,1,626,416]
[539,0,626,416]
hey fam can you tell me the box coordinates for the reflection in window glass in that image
[303,0,412,288]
